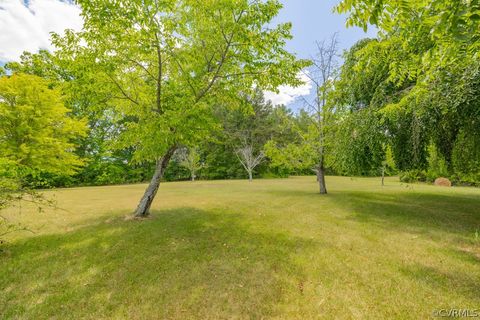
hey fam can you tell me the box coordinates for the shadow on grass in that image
[267,187,480,304]
[268,186,480,238]
[399,263,480,302]
[327,191,480,237]
[1,208,313,319]
[330,191,480,301]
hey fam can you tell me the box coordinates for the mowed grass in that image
[1,176,480,319]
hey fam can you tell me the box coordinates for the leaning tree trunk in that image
[317,164,327,194]
[134,146,177,217]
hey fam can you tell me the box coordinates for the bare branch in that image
[235,144,265,180]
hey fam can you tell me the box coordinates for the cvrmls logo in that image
[433,309,480,318]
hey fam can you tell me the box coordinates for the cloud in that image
[264,72,312,106]
[0,0,82,62]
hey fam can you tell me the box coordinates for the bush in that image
[399,170,427,183]
[450,173,480,187]
[425,144,449,183]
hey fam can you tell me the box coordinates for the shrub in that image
[425,144,449,183]
[399,170,427,183]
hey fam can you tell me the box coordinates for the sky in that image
[0,0,376,106]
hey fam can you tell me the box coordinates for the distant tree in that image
[236,144,265,182]
[219,89,275,181]
[178,147,203,181]
[191,102,297,181]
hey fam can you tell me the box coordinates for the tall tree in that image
[266,35,340,194]
[331,39,391,177]
[302,34,340,194]
[55,0,307,217]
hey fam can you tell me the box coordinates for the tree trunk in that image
[381,166,385,186]
[248,170,253,182]
[317,164,327,194]
[134,146,177,217]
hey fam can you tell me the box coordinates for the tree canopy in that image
[0,74,86,182]
[331,0,480,185]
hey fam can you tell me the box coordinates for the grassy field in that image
[1,176,479,319]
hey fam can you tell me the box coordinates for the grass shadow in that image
[1,207,313,319]
[399,263,480,302]
[327,190,480,238]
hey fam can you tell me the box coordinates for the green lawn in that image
[1,176,479,319]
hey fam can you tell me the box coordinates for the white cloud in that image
[0,0,82,61]
[264,72,312,106]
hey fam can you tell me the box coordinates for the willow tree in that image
[54,0,306,217]
[335,0,480,179]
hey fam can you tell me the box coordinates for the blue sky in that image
[0,0,376,105]
[277,0,376,58]
[263,0,376,107]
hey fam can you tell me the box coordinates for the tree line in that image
[1,0,479,219]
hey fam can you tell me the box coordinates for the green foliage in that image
[425,144,449,182]
[2,0,479,189]
[265,138,316,172]
[198,142,245,180]
[0,159,21,211]
[332,109,385,176]
[333,0,480,184]
[399,170,427,183]
[383,145,397,176]
[53,0,307,167]
[0,74,84,239]
[5,50,136,187]
[0,74,87,184]
[177,147,203,181]
[451,130,480,186]
[336,0,480,45]
[3,0,306,188]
